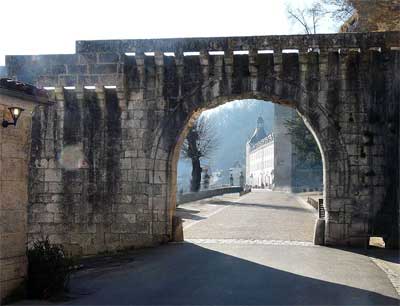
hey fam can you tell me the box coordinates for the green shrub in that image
[27,238,73,299]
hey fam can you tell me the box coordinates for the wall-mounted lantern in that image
[2,107,24,128]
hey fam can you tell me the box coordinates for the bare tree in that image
[181,116,218,192]
[286,0,355,34]
[321,0,355,23]
[287,1,324,34]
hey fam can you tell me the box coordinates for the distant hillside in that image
[178,99,275,190]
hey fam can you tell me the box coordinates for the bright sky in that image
[0,0,336,66]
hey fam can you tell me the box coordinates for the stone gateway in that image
[4,32,399,254]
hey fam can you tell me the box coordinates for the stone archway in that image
[5,32,399,252]
[146,46,398,248]
[150,89,347,247]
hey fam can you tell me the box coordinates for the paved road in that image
[180,190,317,241]
[59,191,399,305]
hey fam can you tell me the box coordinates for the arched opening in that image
[165,96,327,244]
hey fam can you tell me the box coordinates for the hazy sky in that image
[0,0,336,66]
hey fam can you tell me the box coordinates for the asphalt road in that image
[58,191,399,305]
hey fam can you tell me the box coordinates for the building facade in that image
[246,105,323,192]
[245,117,274,188]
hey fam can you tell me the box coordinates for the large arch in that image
[150,88,347,246]
[5,32,399,252]
[145,47,398,247]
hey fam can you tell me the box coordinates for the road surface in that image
[55,190,399,305]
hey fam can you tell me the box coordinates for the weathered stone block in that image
[152,197,165,210]
[44,169,61,182]
[90,64,118,74]
[46,182,63,193]
[0,211,26,234]
[1,142,27,159]
[58,75,78,86]
[0,234,26,258]
[122,213,136,223]
[98,53,120,63]
[46,203,63,213]
[1,159,26,181]
[120,158,131,169]
[67,65,88,74]
[34,212,54,223]
[0,181,27,210]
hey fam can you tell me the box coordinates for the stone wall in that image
[0,86,49,302]
[28,87,159,255]
[4,32,400,252]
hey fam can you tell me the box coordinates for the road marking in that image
[183,193,251,230]
[184,238,315,247]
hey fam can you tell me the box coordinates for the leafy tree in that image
[181,116,218,192]
[284,116,322,168]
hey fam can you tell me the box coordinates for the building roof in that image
[251,133,274,151]
[0,78,50,104]
[248,116,267,146]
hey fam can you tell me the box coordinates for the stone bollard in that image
[313,218,325,245]
[171,216,184,242]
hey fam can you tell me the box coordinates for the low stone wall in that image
[307,197,320,210]
[177,187,243,205]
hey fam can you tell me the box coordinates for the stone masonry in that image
[0,80,51,302]
[4,32,400,254]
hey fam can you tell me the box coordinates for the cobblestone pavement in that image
[184,238,315,246]
[178,190,318,242]
[24,191,398,305]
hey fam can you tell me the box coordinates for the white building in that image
[246,106,323,192]
[246,117,275,188]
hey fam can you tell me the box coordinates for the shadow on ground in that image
[205,199,311,212]
[175,207,206,221]
[61,243,398,305]
[351,247,400,265]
